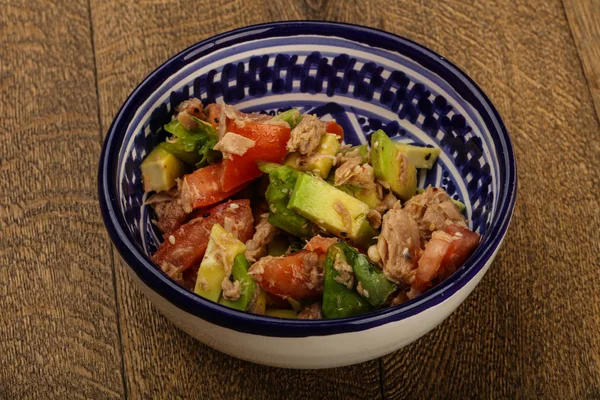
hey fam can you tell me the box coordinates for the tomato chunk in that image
[441,225,481,273]
[304,235,338,255]
[182,162,249,210]
[152,200,255,279]
[413,231,453,291]
[220,120,291,191]
[248,251,323,299]
[325,121,344,142]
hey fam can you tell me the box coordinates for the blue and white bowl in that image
[99,21,516,368]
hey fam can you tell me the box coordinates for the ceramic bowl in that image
[98,21,516,369]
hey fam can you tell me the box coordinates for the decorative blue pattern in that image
[99,22,516,337]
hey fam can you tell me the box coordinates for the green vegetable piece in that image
[341,243,396,307]
[452,199,466,213]
[395,143,441,169]
[333,183,381,210]
[264,165,313,238]
[371,130,417,200]
[285,134,341,178]
[194,224,246,302]
[162,118,220,168]
[140,145,187,192]
[322,244,372,318]
[265,309,298,319]
[218,254,257,311]
[288,173,377,248]
[271,109,302,129]
[257,162,283,174]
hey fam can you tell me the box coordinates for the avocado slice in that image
[334,184,381,210]
[285,133,341,178]
[371,130,417,200]
[288,173,377,248]
[263,165,314,238]
[395,143,441,169]
[194,224,246,302]
[140,145,187,192]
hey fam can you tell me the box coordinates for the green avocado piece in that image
[322,244,372,318]
[288,173,377,248]
[264,165,314,238]
[194,224,246,302]
[395,143,441,169]
[140,145,187,192]
[370,130,417,200]
[218,254,257,311]
[285,134,341,178]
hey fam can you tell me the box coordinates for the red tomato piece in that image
[182,162,249,210]
[413,231,453,291]
[248,251,323,299]
[152,199,255,278]
[325,121,344,141]
[220,120,291,191]
[441,225,481,273]
[304,235,338,255]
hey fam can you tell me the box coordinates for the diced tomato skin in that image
[249,251,322,299]
[152,199,254,275]
[413,234,452,291]
[441,225,480,273]
[325,121,344,141]
[220,121,291,191]
[183,162,249,209]
[304,235,338,255]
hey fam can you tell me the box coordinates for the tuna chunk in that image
[403,186,467,242]
[245,215,279,262]
[377,208,421,284]
[213,131,256,160]
[286,114,326,156]
[298,302,323,319]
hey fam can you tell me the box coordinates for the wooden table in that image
[2,0,599,398]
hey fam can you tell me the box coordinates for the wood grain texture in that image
[0,1,124,399]
[563,0,600,122]
[377,0,600,398]
[89,1,384,398]
[3,0,599,398]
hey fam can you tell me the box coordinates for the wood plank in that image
[563,0,600,122]
[89,1,385,398]
[377,0,600,398]
[0,1,125,399]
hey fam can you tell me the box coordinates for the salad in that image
[140,98,480,319]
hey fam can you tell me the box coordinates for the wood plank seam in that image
[560,0,600,126]
[85,0,129,397]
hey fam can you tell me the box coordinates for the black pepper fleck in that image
[202,213,211,218]
[193,107,200,114]
[340,231,348,237]
[425,153,431,160]
[214,117,219,123]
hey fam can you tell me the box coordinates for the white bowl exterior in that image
[121,236,501,369]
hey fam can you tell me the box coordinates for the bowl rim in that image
[98,20,517,338]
